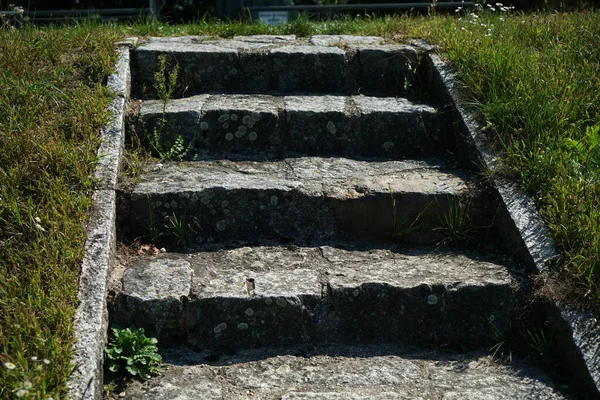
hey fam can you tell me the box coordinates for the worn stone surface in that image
[135,94,447,158]
[119,157,474,245]
[119,345,567,399]
[111,246,513,349]
[310,35,384,47]
[111,258,192,340]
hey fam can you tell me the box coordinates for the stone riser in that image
[119,188,467,247]
[135,94,449,159]
[132,40,420,98]
[112,283,511,351]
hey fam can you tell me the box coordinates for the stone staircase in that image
[109,35,569,399]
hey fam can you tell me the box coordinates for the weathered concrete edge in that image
[68,43,130,400]
[428,53,600,398]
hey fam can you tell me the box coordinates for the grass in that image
[1,9,599,397]
[0,21,120,398]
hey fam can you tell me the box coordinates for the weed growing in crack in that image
[146,55,192,161]
[434,197,477,248]
[164,211,201,248]
[389,186,431,238]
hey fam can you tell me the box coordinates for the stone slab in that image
[119,345,567,399]
[132,37,423,97]
[357,45,419,95]
[112,258,192,341]
[138,94,208,148]
[135,94,448,158]
[133,41,242,95]
[269,45,346,92]
[111,246,513,349]
[199,94,284,152]
[118,158,473,245]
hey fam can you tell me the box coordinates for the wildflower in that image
[43,359,50,365]
[4,362,16,369]
[23,381,33,389]
[15,389,29,398]
[34,216,46,232]
[31,356,38,361]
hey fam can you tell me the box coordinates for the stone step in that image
[118,346,567,399]
[117,158,487,246]
[134,94,449,159]
[110,245,514,350]
[132,35,421,98]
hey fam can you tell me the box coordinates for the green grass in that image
[1,10,599,397]
[420,11,600,308]
[0,21,120,398]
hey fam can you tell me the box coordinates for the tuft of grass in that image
[0,21,120,398]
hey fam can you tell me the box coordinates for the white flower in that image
[23,381,33,389]
[15,389,29,398]
[31,356,38,361]
[43,359,51,365]
[4,362,15,369]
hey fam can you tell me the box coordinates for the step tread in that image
[120,345,566,400]
[138,93,436,119]
[120,246,513,302]
[129,157,468,196]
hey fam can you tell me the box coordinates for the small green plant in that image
[489,320,513,363]
[154,55,179,111]
[105,327,162,381]
[146,55,192,161]
[164,211,201,247]
[434,197,476,247]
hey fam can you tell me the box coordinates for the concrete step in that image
[110,246,515,350]
[119,345,567,399]
[132,35,420,97]
[117,158,487,246]
[134,94,449,159]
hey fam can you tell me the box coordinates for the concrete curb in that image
[428,53,600,398]
[68,43,131,400]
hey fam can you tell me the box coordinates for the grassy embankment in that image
[1,11,598,397]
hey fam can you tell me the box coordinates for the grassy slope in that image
[1,11,598,397]
[0,23,120,398]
